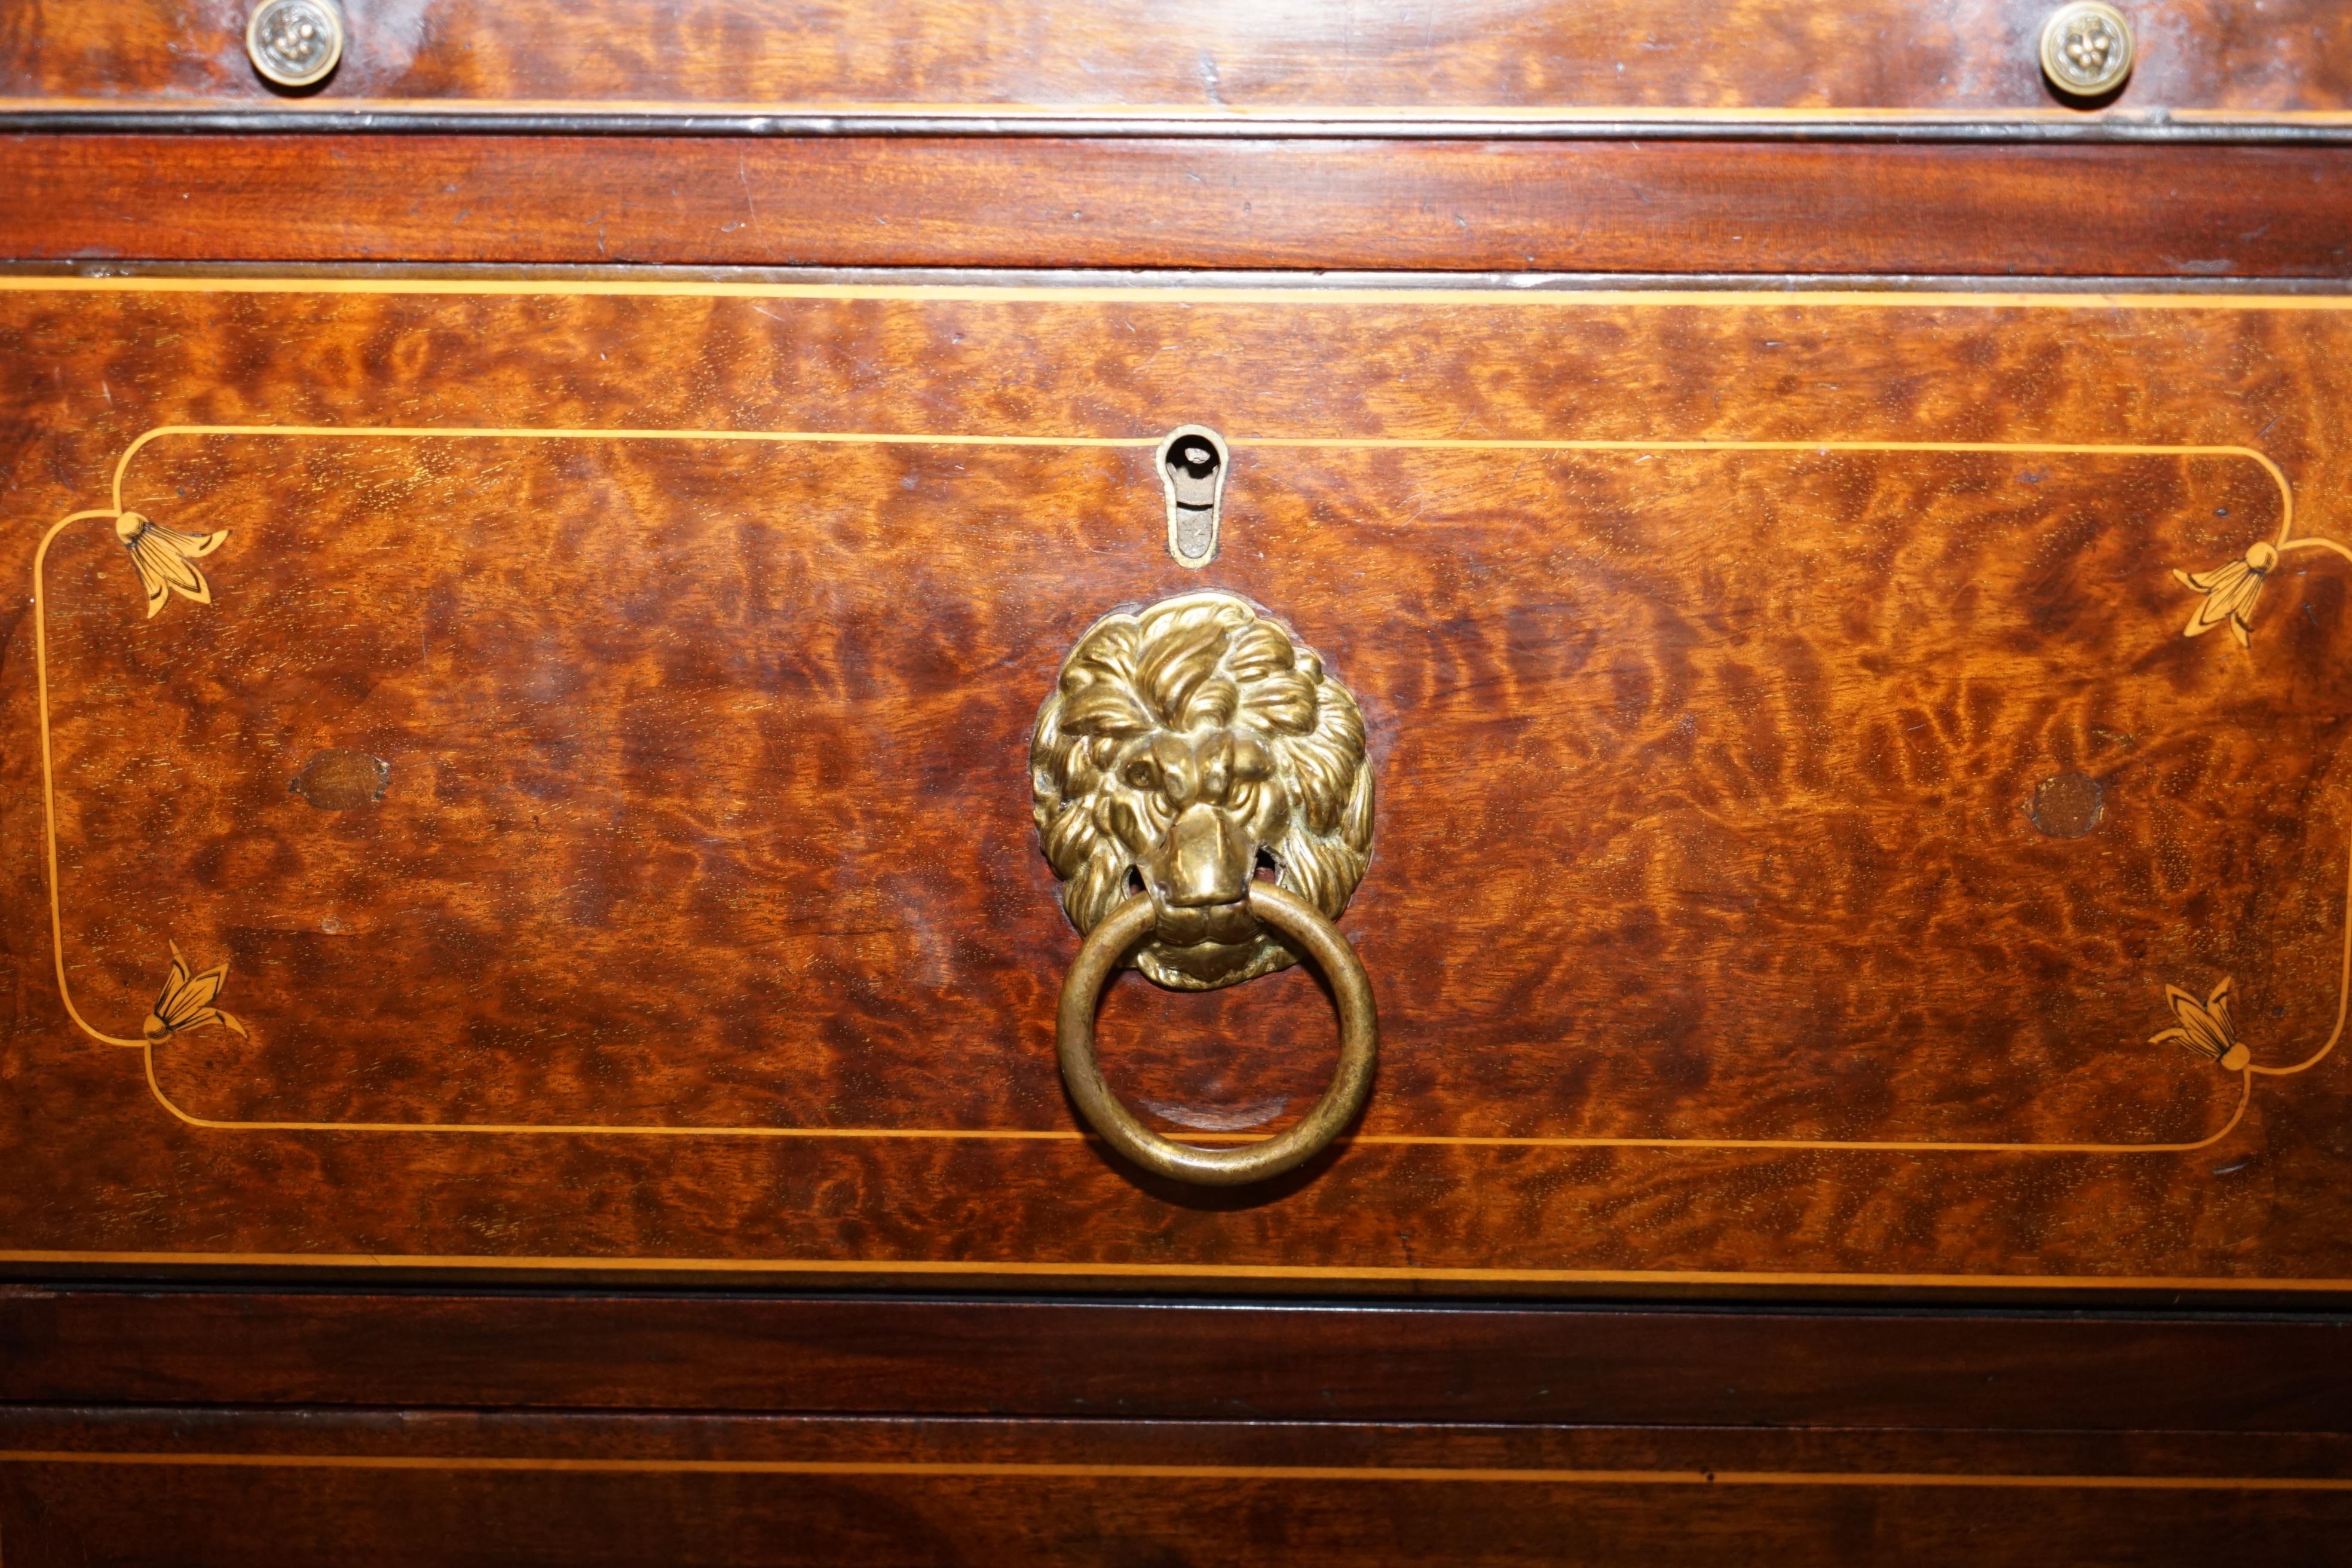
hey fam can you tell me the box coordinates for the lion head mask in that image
[1031,591,1374,990]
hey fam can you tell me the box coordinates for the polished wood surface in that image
[8,13,2352,1560]
[2,277,2348,1290]
[3,1288,2348,1564]
[4,0,2350,114]
[8,1288,2350,1431]
[5,134,2352,276]
[5,1407,2351,1567]
[9,2,2351,1556]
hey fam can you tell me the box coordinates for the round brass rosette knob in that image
[1056,884,1377,1186]
[246,0,345,89]
[2039,1,2135,99]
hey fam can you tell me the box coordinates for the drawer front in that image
[1,275,2348,1292]
[5,0,2350,118]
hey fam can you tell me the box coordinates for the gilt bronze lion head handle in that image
[1031,590,1377,1185]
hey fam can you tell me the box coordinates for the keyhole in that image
[1169,437,1218,484]
[1157,424,1229,568]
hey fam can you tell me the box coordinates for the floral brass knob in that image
[246,0,345,90]
[2039,1,2134,99]
[1031,591,1377,1184]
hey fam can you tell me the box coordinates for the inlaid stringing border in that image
[11,279,2351,1288]
[33,425,2334,1154]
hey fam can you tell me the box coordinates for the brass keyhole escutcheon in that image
[1158,425,1229,568]
[1031,590,1378,1183]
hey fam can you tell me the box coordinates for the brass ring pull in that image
[1056,883,1378,1187]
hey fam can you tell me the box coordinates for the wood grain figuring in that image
[2,280,2351,1288]
[39,433,2306,1147]
[4,0,2351,113]
[5,134,2352,276]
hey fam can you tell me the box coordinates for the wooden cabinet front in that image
[6,2,2352,1555]
[5,276,2347,1293]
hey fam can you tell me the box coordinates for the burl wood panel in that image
[5,0,2351,113]
[2,277,2350,1290]
[8,135,2352,277]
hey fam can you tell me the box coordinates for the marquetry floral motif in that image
[2149,977,2250,1071]
[2172,540,2278,648]
[114,511,230,619]
[140,942,245,1044]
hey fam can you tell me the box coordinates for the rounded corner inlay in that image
[16,281,2352,1285]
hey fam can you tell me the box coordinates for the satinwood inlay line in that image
[30,423,2336,1157]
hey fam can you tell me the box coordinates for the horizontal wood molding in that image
[8,1295,2348,1561]
[4,1289,2347,1432]
[11,108,2352,143]
[2,134,2348,274]
[2,1407,2347,1566]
